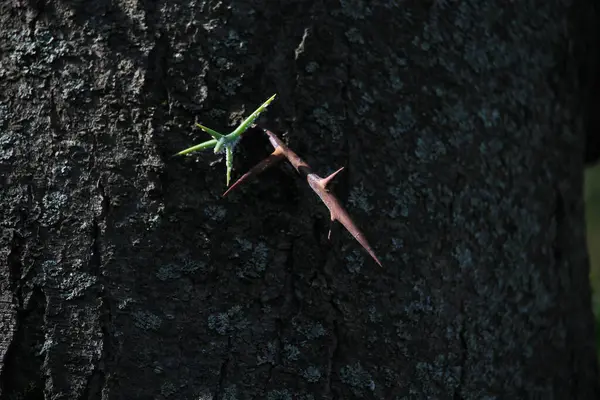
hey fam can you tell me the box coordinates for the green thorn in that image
[225,145,234,186]
[174,138,219,156]
[195,123,225,140]
[231,94,277,138]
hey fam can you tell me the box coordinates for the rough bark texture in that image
[1,0,599,399]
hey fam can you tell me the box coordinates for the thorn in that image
[222,148,285,197]
[225,146,234,187]
[195,123,224,139]
[367,249,383,267]
[262,94,277,106]
[332,209,384,268]
[359,238,384,268]
[319,166,344,189]
[260,128,384,268]
[173,138,219,156]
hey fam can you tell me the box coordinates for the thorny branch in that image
[224,128,383,267]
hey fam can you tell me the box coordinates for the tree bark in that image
[1,0,598,399]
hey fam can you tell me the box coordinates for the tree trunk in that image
[1,0,598,399]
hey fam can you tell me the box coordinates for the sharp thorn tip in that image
[320,166,345,188]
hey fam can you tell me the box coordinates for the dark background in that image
[1,0,600,399]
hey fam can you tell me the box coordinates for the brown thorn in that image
[319,166,344,189]
[222,148,285,197]
[260,128,383,267]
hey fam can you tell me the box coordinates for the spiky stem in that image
[226,128,383,267]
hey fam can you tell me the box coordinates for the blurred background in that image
[586,163,600,351]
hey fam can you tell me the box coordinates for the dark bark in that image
[1,0,598,399]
